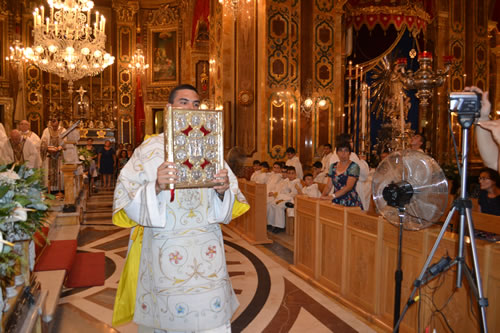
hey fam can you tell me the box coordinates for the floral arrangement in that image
[0,164,50,280]
[78,147,96,169]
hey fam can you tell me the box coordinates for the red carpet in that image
[65,252,106,288]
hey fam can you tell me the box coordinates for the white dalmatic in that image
[115,135,240,332]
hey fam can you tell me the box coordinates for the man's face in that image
[253,164,261,171]
[19,121,29,132]
[87,139,93,145]
[171,89,201,109]
[304,176,314,186]
[286,152,293,160]
[287,169,296,180]
[323,145,331,155]
[272,164,281,173]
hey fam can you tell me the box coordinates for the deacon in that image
[18,119,42,167]
[41,118,66,192]
[0,129,40,168]
[112,84,248,332]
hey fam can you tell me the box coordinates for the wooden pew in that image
[290,195,500,333]
[227,178,271,245]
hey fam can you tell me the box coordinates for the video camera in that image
[449,92,482,128]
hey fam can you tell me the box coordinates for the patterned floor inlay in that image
[52,197,376,333]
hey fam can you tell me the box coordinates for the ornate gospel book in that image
[163,105,224,188]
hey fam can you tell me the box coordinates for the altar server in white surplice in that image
[285,147,303,180]
[112,85,249,333]
[297,173,321,198]
[253,161,271,184]
[267,166,301,232]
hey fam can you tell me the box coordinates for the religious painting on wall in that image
[149,28,178,85]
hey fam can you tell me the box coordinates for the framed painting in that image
[148,27,179,85]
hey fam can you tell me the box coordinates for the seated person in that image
[321,141,362,208]
[254,161,270,184]
[296,173,321,198]
[478,168,500,216]
[312,161,328,184]
[267,164,289,204]
[267,166,301,233]
[409,133,426,152]
[250,159,262,181]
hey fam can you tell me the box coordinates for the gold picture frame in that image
[164,106,224,188]
[148,27,179,86]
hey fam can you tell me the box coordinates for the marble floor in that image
[50,189,380,333]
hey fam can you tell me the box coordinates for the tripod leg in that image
[464,208,489,333]
[393,206,457,332]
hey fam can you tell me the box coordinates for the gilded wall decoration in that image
[118,68,132,107]
[196,60,209,101]
[27,111,41,136]
[146,4,180,26]
[112,0,139,23]
[146,87,171,101]
[120,115,132,143]
[267,91,298,159]
[449,0,465,91]
[314,19,334,89]
[268,9,290,86]
[0,16,6,80]
[26,64,41,105]
[209,0,223,107]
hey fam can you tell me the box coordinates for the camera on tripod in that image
[449,92,482,128]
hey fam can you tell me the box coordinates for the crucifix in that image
[76,85,87,102]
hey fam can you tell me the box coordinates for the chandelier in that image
[25,0,114,93]
[128,48,149,74]
[218,0,252,18]
[5,40,30,66]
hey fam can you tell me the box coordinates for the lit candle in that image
[95,11,99,26]
[51,7,54,21]
[348,60,352,78]
[33,11,37,26]
[361,83,367,136]
[400,92,405,135]
[41,6,44,20]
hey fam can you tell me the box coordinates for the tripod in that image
[393,125,488,332]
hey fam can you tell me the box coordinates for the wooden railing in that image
[226,178,271,245]
[290,195,500,333]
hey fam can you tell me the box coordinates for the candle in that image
[348,60,352,78]
[51,7,54,21]
[33,12,37,26]
[361,83,367,136]
[95,11,99,26]
[400,92,405,135]
[46,18,49,33]
[41,6,44,20]
[55,21,58,35]
[87,10,90,24]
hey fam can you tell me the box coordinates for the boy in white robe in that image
[297,173,321,198]
[253,161,270,184]
[267,166,301,232]
[112,85,247,333]
[249,159,262,182]
[285,147,303,180]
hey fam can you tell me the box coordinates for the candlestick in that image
[361,83,367,137]
[400,92,405,135]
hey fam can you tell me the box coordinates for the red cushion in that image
[34,240,77,272]
[34,226,50,258]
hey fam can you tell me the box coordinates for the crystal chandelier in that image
[300,78,326,118]
[218,0,252,18]
[5,40,30,66]
[25,0,114,93]
[128,48,149,74]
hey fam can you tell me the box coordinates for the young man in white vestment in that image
[253,161,270,184]
[267,166,301,233]
[112,84,248,333]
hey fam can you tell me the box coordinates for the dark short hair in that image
[168,84,198,104]
[287,166,296,172]
[304,173,313,180]
[415,132,426,149]
[260,161,270,169]
[479,167,500,187]
[323,143,332,149]
[286,147,296,154]
[313,161,323,169]
[273,161,281,167]
[336,141,352,153]
[253,160,261,165]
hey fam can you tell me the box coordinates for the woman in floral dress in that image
[320,141,362,208]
